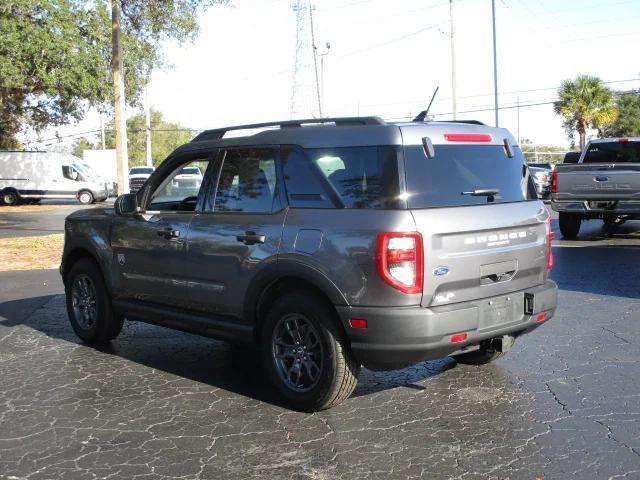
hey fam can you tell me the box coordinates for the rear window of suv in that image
[404,145,536,209]
[583,141,640,163]
[282,146,401,209]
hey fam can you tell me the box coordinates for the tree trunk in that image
[579,131,586,151]
[576,118,586,151]
[111,0,129,195]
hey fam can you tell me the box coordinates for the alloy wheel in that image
[71,274,98,329]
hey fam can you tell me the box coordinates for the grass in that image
[0,234,64,272]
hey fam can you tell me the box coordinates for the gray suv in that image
[60,116,558,411]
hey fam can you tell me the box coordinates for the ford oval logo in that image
[594,176,609,182]
[433,266,450,277]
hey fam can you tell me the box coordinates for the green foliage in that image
[73,109,192,166]
[599,92,640,138]
[554,75,618,150]
[0,0,223,149]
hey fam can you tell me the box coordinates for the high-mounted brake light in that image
[376,232,423,294]
[550,170,559,193]
[444,133,492,142]
[546,217,554,271]
[617,138,630,142]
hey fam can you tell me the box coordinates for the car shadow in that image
[0,294,460,410]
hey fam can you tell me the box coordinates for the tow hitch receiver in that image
[493,335,515,353]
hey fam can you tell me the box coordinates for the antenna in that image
[413,86,439,122]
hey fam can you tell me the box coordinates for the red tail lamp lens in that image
[375,232,424,294]
[536,313,548,322]
[551,170,559,193]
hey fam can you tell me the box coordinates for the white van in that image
[0,151,109,206]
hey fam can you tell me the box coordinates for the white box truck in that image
[0,151,109,206]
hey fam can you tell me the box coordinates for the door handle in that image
[236,231,266,245]
[157,228,180,239]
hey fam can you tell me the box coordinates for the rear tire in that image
[603,216,625,227]
[78,190,94,205]
[65,258,123,344]
[2,189,20,206]
[261,292,360,411]
[454,344,504,365]
[559,212,581,239]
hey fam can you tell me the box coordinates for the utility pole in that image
[111,0,129,194]
[318,42,330,115]
[99,109,106,150]
[516,96,520,144]
[491,0,499,127]
[145,87,152,167]
[308,1,323,118]
[450,0,457,120]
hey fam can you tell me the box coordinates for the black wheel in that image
[78,190,94,205]
[558,212,581,239]
[2,189,20,206]
[65,258,123,344]
[603,216,625,227]
[454,343,504,365]
[261,292,360,411]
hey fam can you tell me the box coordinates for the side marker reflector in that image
[349,318,368,329]
[450,333,468,343]
[536,313,548,322]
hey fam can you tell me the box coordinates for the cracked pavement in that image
[1,217,639,479]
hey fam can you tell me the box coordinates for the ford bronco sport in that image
[61,116,558,411]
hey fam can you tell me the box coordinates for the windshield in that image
[73,163,94,177]
[583,141,640,163]
[404,145,536,209]
[130,167,154,175]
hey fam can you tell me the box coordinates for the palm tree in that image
[554,75,618,150]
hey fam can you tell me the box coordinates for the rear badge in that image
[433,266,450,277]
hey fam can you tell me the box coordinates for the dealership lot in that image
[0,208,639,479]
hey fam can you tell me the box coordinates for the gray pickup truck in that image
[551,138,640,238]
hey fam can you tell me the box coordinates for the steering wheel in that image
[176,196,198,211]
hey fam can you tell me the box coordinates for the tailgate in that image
[555,164,640,201]
[412,201,549,307]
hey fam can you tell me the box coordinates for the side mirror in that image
[114,193,139,216]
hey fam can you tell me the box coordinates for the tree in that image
[599,91,640,138]
[71,138,97,158]
[0,0,223,149]
[554,75,619,150]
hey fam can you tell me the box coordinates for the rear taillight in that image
[546,217,554,271]
[376,232,423,294]
[550,170,558,193]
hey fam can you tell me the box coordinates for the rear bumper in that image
[552,199,640,215]
[336,280,558,370]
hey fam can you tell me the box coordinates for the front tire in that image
[559,212,581,239]
[65,258,123,344]
[261,292,360,411]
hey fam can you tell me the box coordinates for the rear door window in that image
[282,146,401,209]
[404,145,536,209]
[583,142,640,163]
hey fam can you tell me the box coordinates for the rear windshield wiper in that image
[461,188,500,197]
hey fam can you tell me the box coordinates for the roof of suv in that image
[185,116,518,151]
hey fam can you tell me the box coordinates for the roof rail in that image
[191,116,385,143]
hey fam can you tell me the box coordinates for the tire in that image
[454,343,504,366]
[261,292,360,411]
[558,212,581,239]
[78,190,94,205]
[2,189,20,206]
[65,258,123,344]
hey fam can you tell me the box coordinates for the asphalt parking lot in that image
[1,206,639,479]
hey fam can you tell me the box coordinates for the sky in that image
[31,0,640,151]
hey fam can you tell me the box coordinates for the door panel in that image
[185,147,285,319]
[111,213,192,307]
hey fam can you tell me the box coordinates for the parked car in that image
[60,116,557,411]
[562,151,580,164]
[0,151,109,205]
[128,166,155,193]
[551,137,640,238]
[529,166,551,200]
